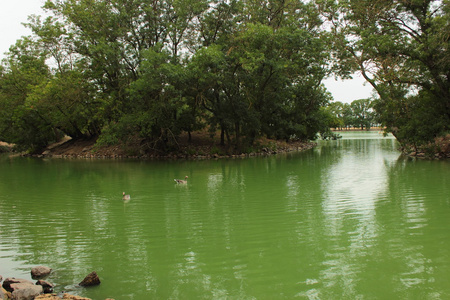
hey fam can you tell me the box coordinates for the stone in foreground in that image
[31,266,52,279]
[11,285,43,300]
[1,287,9,300]
[35,294,61,300]
[36,280,54,293]
[78,272,100,287]
[2,278,34,292]
[35,293,92,300]
[62,293,92,299]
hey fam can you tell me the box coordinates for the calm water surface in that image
[1,131,449,299]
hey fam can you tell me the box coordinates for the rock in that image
[11,285,43,300]
[35,292,94,300]
[78,272,100,287]
[31,266,52,279]
[1,287,9,300]
[62,293,91,300]
[36,280,54,293]
[35,294,61,300]
[2,278,34,293]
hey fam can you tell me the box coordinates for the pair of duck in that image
[122,176,188,200]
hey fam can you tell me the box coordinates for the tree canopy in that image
[319,0,450,149]
[0,0,332,154]
[1,0,449,155]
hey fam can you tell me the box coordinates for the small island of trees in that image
[0,0,448,158]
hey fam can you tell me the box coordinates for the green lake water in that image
[1,131,449,299]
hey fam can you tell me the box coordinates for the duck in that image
[174,176,188,184]
[122,192,131,200]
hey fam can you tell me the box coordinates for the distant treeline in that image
[324,99,378,131]
[0,0,448,154]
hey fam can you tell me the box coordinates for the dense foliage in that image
[1,0,449,155]
[319,0,450,149]
[0,0,332,153]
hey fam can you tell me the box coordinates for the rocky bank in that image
[1,268,107,300]
[36,133,317,159]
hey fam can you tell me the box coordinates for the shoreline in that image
[9,132,318,160]
[3,130,449,160]
[1,268,106,300]
[37,139,318,160]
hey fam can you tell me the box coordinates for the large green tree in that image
[187,0,331,149]
[0,38,55,152]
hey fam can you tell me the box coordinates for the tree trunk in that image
[235,122,240,150]
[220,126,225,146]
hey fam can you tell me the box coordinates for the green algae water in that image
[1,131,450,299]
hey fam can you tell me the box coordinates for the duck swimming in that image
[122,192,131,200]
[174,176,188,184]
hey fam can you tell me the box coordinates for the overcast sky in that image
[0,0,374,104]
[1,0,46,56]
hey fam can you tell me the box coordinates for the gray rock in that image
[11,285,43,300]
[31,266,52,279]
[79,271,100,287]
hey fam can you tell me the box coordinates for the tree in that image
[0,38,54,152]
[0,0,336,154]
[319,0,450,147]
[99,46,188,152]
[229,22,330,143]
[350,98,374,130]
[27,70,103,139]
[187,20,330,150]
[44,0,173,121]
[163,0,208,60]
[325,101,345,129]
[25,15,103,139]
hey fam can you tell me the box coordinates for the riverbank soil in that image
[38,131,316,159]
[408,133,450,158]
[3,131,448,159]
[0,141,13,153]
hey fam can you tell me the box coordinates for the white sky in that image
[323,76,374,103]
[0,0,46,57]
[0,0,374,104]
